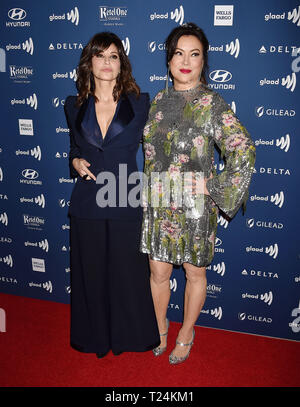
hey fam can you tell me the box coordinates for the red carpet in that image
[0,293,299,387]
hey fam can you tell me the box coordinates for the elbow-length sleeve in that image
[64,97,81,178]
[206,92,256,218]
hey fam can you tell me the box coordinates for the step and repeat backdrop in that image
[0,0,299,341]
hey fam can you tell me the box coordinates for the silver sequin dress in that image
[140,84,256,267]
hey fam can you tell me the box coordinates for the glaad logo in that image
[245,243,279,259]
[212,262,226,276]
[170,278,177,292]
[265,5,300,26]
[211,307,222,320]
[265,244,279,259]
[242,291,273,306]
[0,212,8,226]
[0,308,6,332]
[27,93,38,110]
[282,73,297,92]
[49,7,79,26]
[255,134,290,153]
[209,39,240,58]
[149,74,172,82]
[10,93,38,110]
[170,5,184,25]
[271,191,285,208]
[250,191,285,208]
[22,38,34,55]
[150,5,184,25]
[20,194,46,208]
[44,281,52,292]
[276,134,290,152]
[25,240,49,252]
[29,281,53,293]
[122,38,130,56]
[7,8,30,27]
[0,255,13,268]
[217,215,228,229]
[289,300,300,333]
[6,37,34,55]
[259,73,296,92]
[201,306,223,320]
[15,146,41,161]
[52,69,77,81]
[288,6,300,26]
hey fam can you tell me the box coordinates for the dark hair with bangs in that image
[165,23,209,85]
[76,32,140,105]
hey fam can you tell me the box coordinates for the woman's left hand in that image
[186,173,212,196]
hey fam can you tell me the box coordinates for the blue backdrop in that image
[0,0,299,341]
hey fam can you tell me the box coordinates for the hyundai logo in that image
[209,70,232,83]
[22,169,38,179]
[8,8,27,21]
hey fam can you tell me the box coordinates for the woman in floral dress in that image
[140,23,256,364]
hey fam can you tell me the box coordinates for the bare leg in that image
[149,258,173,349]
[170,263,207,359]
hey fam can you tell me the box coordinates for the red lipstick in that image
[180,69,191,73]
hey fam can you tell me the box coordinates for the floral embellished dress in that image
[140,84,256,267]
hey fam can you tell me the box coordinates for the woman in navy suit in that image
[64,32,160,358]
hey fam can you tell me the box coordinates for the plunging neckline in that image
[95,99,120,140]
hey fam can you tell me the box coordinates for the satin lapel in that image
[76,95,104,150]
[103,95,135,145]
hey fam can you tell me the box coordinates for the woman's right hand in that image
[72,158,96,181]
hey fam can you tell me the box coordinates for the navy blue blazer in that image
[64,92,150,219]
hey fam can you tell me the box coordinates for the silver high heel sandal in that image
[169,329,195,365]
[153,318,169,356]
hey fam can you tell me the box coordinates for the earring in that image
[165,65,170,95]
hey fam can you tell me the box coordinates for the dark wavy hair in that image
[76,32,140,105]
[165,23,209,85]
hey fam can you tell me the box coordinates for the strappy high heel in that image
[152,318,169,356]
[169,329,195,365]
